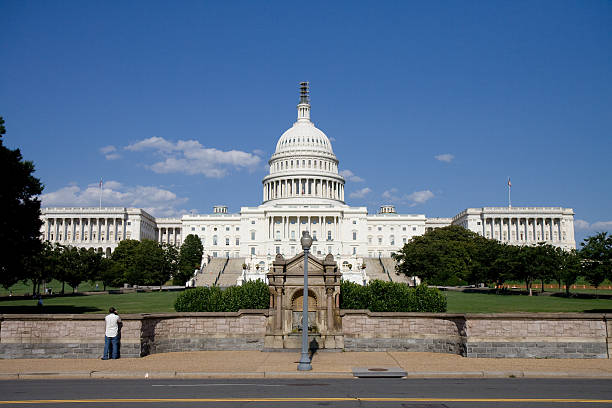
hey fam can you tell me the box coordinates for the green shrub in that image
[340,280,447,312]
[174,280,269,312]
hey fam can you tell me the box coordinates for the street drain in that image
[352,367,407,378]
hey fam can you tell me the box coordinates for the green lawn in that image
[0,280,120,296]
[0,291,179,314]
[1,289,610,314]
[444,290,612,313]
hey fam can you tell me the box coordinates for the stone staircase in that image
[363,257,391,282]
[216,258,246,287]
[195,258,227,287]
[380,257,411,284]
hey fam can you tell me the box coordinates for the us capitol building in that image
[40,83,576,284]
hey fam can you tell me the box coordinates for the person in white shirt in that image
[102,307,121,360]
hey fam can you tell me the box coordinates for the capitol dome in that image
[274,121,334,155]
[262,82,345,205]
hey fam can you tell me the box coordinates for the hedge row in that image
[340,280,447,312]
[174,280,269,312]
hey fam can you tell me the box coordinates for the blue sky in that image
[1,1,610,245]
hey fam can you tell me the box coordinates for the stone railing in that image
[341,311,611,359]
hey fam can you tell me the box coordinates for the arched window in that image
[213,235,218,245]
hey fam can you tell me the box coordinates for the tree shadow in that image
[0,305,100,314]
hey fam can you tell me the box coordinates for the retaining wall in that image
[1,311,610,359]
[341,311,611,359]
[0,311,268,359]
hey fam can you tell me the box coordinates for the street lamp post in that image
[297,230,313,371]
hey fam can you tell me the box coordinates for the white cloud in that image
[575,219,612,231]
[329,136,336,142]
[340,169,364,182]
[407,190,434,204]
[41,181,188,217]
[435,153,454,163]
[382,188,435,207]
[349,187,371,199]
[99,145,121,160]
[124,136,262,178]
[574,219,591,230]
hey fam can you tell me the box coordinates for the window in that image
[275,230,281,240]
[402,227,406,231]
[291,230,295,240]
[413,227,417,231]
[226,227,230,231]
[251,220,255,224]
[251,247,255,255]
[213,251,218,257]
[378,237,382,244]
[390,235,395,245]
[226,238,230,245]
[214,227,217,231]
[403,237,407,243]
[368,236,372,244]
[378,226,382,231]
[353,220,357,224]
[352,247,356,255]
[191,227,195,231]
[235,238,240,245]
[276,246,280,254]
[327,231,332,241]
[213,235,218,245]
[312,231,317,241]
[236,227,239,231]
[201,227,205,231]
[352,231,357,240]
[328,246,332,254]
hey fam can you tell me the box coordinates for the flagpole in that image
[99,178,102,209]
[507,178,511,208]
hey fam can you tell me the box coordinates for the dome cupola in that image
[262,82,345,205]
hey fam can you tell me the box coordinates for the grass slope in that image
[1,289,610,314]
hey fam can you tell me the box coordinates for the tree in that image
[24,241,56,296]
[150,243,178,289]
[532,243,558,293]
[554,248,582,296]
[111,239,141,285]
[97,257,123,291]
[0,116,44,289]
[61,246,88,293]
[175,234,203,285]
[580,232,612,294]
[393,226,499,286]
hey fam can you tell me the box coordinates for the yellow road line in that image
[1,397,612,404]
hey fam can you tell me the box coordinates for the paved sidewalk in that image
[1,351,612,379]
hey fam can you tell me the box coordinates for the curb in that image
[1,370,612,380]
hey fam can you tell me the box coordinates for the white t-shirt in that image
[105,313,121,337]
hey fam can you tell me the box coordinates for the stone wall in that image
[341,311,611,359]
[141,312,268,355]
[0,311,268,359]
[1,311,609,359]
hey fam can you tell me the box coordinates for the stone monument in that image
[264,252,343,350]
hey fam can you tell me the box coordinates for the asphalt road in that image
[0,378,611,407]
